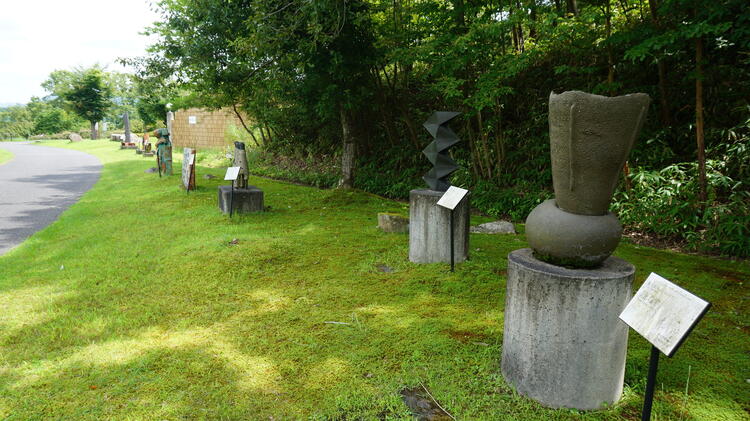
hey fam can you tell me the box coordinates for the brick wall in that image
[171,108,245,149]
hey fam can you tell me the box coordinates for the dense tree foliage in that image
[134,0,749,255]
[0,66,166,139]
[61,68,113,139]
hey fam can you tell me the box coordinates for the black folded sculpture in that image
[422,111,461,191]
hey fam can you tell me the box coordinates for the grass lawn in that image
[0,148,13,166]
[0,139,747,420]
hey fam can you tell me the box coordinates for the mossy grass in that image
[0,148,13,166]
[0,139,747,419]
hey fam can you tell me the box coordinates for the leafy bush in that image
[613,160,749,257]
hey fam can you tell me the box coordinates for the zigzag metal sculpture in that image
[422,111,461,191]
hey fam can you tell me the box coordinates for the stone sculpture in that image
[218,141,264,213]
[233,142,249,189]
[123,112,131,143]
[422,111,461,191]
[526,91,650,267]
[501,90,650,410]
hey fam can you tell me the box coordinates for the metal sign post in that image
[641,345,660,421]
[224,166,241,218]
[436,186,469,272]
[449,209,455,272]
[230,183,234,217]
[619,272,711,421]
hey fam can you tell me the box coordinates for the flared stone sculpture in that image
[502,91,650,411]
[527,91,650,267]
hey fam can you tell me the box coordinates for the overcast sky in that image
[0,0,161,105]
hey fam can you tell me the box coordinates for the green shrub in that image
[613,161,749,257]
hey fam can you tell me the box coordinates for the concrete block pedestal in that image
[218,185,264,214]
[408,189,469,263]
[501,248,634,410]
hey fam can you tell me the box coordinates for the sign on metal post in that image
[437,186,469,211]
[437,186,469,272]
[619,272,711,421]
[620,272,711,357]
[224,167,240,217]
[224,166,240,181]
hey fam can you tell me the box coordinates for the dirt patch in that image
[444,329,490,344]
[400,385,453,421]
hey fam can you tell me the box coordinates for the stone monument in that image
[123,112,131,143]
[409,111,469,263]
[218,142,264,213]
[501,91,650,410]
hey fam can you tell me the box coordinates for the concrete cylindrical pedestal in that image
[501,248,634,410]
[218,185,264,214]
[408,189,469,263]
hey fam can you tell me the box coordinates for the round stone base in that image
[501,248,634,410]
[218,185,264,214]
[526,199,622,266]
[408,189,469,263]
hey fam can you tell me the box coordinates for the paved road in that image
[0,142,102,255]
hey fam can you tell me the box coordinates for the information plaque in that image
[620,272,711,357]
[436,186,469,210]
[182,148,196,191]
[224,166,240,181]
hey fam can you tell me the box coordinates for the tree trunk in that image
[606,0,615,96]
[566,0,579,16]
[649,0,672,127]
[695,36,707,203]
[529,0,538,40]
[90,120,97,140]
[338,106,356,189]
[232,105,260,147]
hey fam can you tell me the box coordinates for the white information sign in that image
[188,116,197,125]
[619,272,710,357]
[436,186,469,210]
[182,148,196,190]
[224,166,240,181]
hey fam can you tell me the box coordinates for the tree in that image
[27,97,80,134]
[62,68,113,139]
[0,106,33,139]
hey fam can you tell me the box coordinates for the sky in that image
[0,0,161,105]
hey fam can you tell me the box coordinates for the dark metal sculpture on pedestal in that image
[409,111,469,263]
[422,111,461,191]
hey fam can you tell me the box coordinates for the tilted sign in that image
[224,166,240,181]
[182,148,196,191]
[436,186,469,210]
[619,272,711,357]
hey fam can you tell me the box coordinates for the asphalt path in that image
[0,142,102,255]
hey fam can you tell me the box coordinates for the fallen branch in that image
[420,382,455,420]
